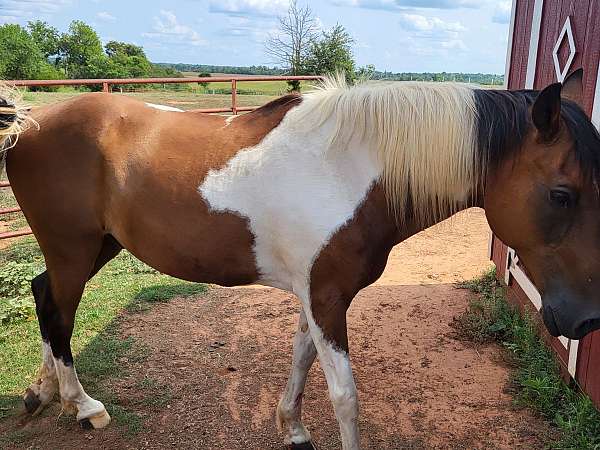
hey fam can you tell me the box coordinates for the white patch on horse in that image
[277,309,317,445]
[145,102,184,112]
[225,115,238,126]
[54,359,110,426]
[199,99,381,291]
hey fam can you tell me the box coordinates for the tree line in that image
[0,20,179,82]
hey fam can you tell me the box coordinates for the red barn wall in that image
[500,0,600,405]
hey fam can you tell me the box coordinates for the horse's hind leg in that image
[23,235,121,427]
[22,273,59,416]
[277,308,318,449]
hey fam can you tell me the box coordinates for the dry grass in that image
[23,90,280,111]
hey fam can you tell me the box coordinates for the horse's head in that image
[484,69,600,340]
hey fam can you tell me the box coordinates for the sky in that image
[0,0,512,74]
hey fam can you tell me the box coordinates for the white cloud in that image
[397,14,468,57]
[492,1,511,24]
[143,10,207,47]
[333,0,480,10]
[399,13,465,37]
[209,0,290,17]
[0,0,71,17]
[96,11,117,23]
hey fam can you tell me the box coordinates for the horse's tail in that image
[0,83,34,175]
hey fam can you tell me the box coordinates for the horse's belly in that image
[108,192,261,287]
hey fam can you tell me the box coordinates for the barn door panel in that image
[507,0,536,90]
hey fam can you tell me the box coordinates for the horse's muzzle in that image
[542,303,600,340]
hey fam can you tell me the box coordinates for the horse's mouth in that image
[542,306,560,337]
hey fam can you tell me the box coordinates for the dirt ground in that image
[2,208,556,449]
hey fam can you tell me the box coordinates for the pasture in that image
[20,79,314,110]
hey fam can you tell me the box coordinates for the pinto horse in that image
[2,70,600,450]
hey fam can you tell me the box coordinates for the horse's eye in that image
[549,188,574,209]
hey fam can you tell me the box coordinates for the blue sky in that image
[0,0,512,73]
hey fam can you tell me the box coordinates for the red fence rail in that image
[0,75,324,240]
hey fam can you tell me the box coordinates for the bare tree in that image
[265,1,319,89]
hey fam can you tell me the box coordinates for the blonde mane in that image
[300,77,479,226]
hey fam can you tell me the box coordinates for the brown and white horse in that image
[2,70,600,450]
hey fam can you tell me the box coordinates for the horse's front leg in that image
[299,289,360,450]
[277,308,318,449]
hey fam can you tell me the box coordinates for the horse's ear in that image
[532,82,562,141]
[562,68,584,107]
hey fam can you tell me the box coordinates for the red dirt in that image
[1,208,555,449]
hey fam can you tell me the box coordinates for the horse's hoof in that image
[23,388,42,415]
[79,410,111,430]
[288,442,318,450]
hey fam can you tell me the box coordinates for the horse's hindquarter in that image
[104,99,276,285]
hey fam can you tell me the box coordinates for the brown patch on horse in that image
[309,185,404,351]
[8,93,302,287]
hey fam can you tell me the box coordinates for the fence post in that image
[231,79,238,115]
[102,82,110,93]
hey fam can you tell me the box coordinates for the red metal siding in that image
[534,0,600,114]
[490,235,508,280]
[508,0,536,89]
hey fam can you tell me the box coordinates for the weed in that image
[0,238,42,264]
[133,283,207,303]
[136,377,173,408]
[106,403,144,436]
[0,297,36,324]
[0,261,40,297]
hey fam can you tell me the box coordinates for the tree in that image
[265,0,319,91]
[27,21,60,59]
[0,24,46,79]
[356,64,376,81]
[105,41,146,59]
[305,24,355,83]
[197,72,211,89]
[59,21,105,78]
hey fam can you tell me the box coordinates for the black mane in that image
[473,89,600,183]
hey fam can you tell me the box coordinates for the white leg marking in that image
[54,358,109,426]
[277,309,317,445]
[297,293,360,450]
[26,341,58,411]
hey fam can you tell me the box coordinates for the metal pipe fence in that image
[0,75,324,240]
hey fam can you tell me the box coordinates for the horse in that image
[1,69,600,450]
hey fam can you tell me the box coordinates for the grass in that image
[455,269,600,449]
[0,237,208,436]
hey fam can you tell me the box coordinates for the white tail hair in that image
[299,75,479,226]
[0,83,35,176]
